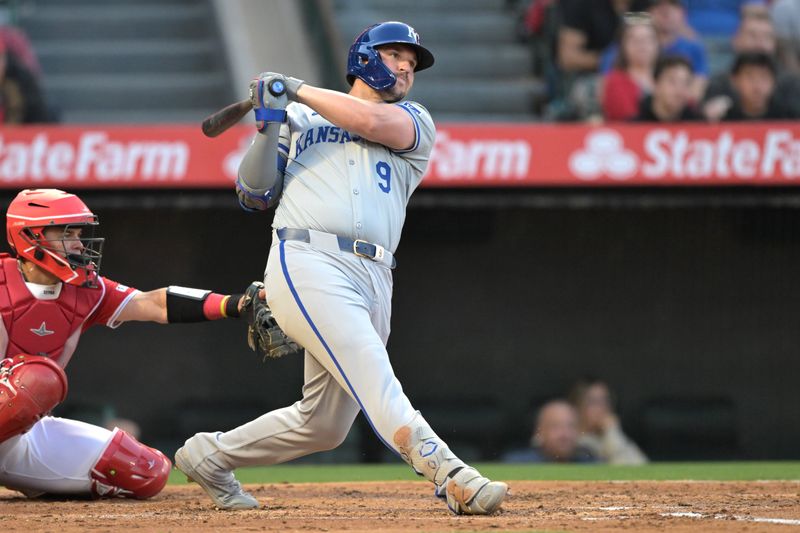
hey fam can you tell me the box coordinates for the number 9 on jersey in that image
[375,161,391,193]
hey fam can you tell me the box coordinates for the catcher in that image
[0,188,296,500]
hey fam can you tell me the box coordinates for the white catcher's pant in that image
[0,416,112,496]
[182,237,419,470]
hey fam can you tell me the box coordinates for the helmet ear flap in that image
[347,43,397,91]
[21,228,46,260]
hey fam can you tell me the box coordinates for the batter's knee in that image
[90,429,171,499]
[305,417,353,452]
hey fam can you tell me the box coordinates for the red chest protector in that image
[0,255,104,367]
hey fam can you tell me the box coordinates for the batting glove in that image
[249,74,288,133]
[252,72,304,101]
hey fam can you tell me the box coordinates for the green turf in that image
[169,461,800,484]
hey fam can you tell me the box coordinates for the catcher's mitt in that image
[241,281,302,360]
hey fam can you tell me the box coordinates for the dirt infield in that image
[2,480,799,532]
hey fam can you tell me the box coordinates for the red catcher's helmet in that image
[6,189,104,287]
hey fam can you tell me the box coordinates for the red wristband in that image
[202,293,229,320]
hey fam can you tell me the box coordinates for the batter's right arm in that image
[236,76,291,211]
[249,71,416,151]
[294,84,416,151]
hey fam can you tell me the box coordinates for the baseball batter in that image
[0,188,276,500]
[175,21,508,515]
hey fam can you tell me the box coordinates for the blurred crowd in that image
[5,0,799,126]
[504,377,648,464]
[521,0,800,122]
[0,0,55,124]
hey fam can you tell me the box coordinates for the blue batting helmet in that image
[346,21,434,91]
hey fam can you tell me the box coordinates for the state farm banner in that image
[0,125,247,189]
[427,122,800,186]
[1,122,799,188]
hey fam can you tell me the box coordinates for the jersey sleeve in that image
[84,277,140,330]
[278,122,291,159]
[263,121,291,208]
[392,101,436,175]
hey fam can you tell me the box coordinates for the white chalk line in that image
[661,511,800,526]
[580,508,800,526]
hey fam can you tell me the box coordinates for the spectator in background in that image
[0,4,43,80]
[601,12,660,121]
[558,0,633,73]
[552,0,634,120]
[0,39,51,123]
[600,0,709,101]
[722,52,793,120]
[503,400,597,463]
[634,55,703,121]
[770,0,800,74]
[685,0,767,38]
[703,12,800,120]
[569,378,648,465]
[732,8,777,55]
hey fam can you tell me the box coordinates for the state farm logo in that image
[569,129,638,180]
[642,129,800,179]
[0,132,188,182]
[569,127,800,182]
[429,130,531,181]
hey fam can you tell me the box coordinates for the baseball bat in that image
[201,99,252,138]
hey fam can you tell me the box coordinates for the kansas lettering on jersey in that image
[294,127,361,157]
[273,100,435,253]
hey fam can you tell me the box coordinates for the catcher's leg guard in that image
[90,428,171,499]
[393,412,508,515]
[0,355,68,444]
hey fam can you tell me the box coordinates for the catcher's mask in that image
[6,189,104,288]
[346,21,434,91]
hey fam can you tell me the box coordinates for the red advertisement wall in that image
[1,122,798,188]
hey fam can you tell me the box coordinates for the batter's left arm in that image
[236,76,292,211]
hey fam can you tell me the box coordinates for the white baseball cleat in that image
[174,446,259,510]
[443,467,508,515]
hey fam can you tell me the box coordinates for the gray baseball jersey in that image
[273,100,435,253]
